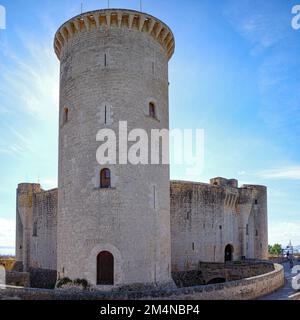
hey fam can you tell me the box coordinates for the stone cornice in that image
[54,9,175,61]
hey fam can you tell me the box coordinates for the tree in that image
[268,245,272,253]
[268,244,282,256]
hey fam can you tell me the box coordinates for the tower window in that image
[149,102,156,119]
[246,224,249,235]
[104,53,107,67]
[153,186,156,209]
[33,221,38,237]
[255,199,258,205]
[256,230,258,236]
[187,211,191,220]
[63,107,69,124]
[100,168,111,189]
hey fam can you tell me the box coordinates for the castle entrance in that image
[97,251,114,285]
[225,244,233,262]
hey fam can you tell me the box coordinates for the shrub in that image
[73,278,89,290]
[56,277,90,290]
[56,277,72,288]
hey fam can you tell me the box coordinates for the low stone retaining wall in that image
[173,261,275,287]
[0,264,284,300]
[29,268,57,289]
[6,271,30,288]
[289,293,300,300]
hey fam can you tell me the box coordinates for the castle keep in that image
[15,9,268,288]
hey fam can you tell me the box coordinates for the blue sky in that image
[0,0,300,253]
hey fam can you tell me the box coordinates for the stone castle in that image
[15,9,268,288]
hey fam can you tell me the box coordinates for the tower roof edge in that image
[54,8,175,61]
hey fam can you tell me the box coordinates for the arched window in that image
[63,107,69,124]
[97,251,114,285]
[100,168,111,189]
[149,102,156,119]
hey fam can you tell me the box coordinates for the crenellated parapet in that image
[54,9,175,60]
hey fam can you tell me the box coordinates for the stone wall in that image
[0,264,284,300]
[290,293,300,300]
[198,261,274,283]
[6,271,30,287]
[16,184,57,272]
[29,268,57,289]
[31,189,57,270]
[172,261,275,287]
[170,180,268,271]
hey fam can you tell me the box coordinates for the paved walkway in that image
[260,262,300,300]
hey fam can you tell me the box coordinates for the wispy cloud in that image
[258,166,300,180]
[269,221,300,246]
[0,218,15,250]
[0,31,59,161]
[0,32,59,120]
[224,0,300,135]
[223,0,289,53]
[40,178,57,190]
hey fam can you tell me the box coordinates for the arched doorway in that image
[97,251,114,285]
[224,244,234,262]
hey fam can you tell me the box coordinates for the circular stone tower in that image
[54,9,175,286]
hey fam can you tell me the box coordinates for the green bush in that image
[56,277,90,290]
[73,278,89,290]
[56,277,73,288]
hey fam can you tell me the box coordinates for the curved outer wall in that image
[55,9,174,286]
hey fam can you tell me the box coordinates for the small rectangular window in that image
[187,211,191,220]
[33,221,38,237]
[63,107,69,124]
[149,102,156,118]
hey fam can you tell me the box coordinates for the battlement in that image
[210,177,238,188]
[54,8,175,61]
[17,183,41,194]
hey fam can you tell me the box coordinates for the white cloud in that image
[0,31,59,162]
[41,178,57,190]
[0,218,15,252]
[269,221,300,246]
[258,166,300,180]
[0,32,59,120]
[223,0,289,53]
